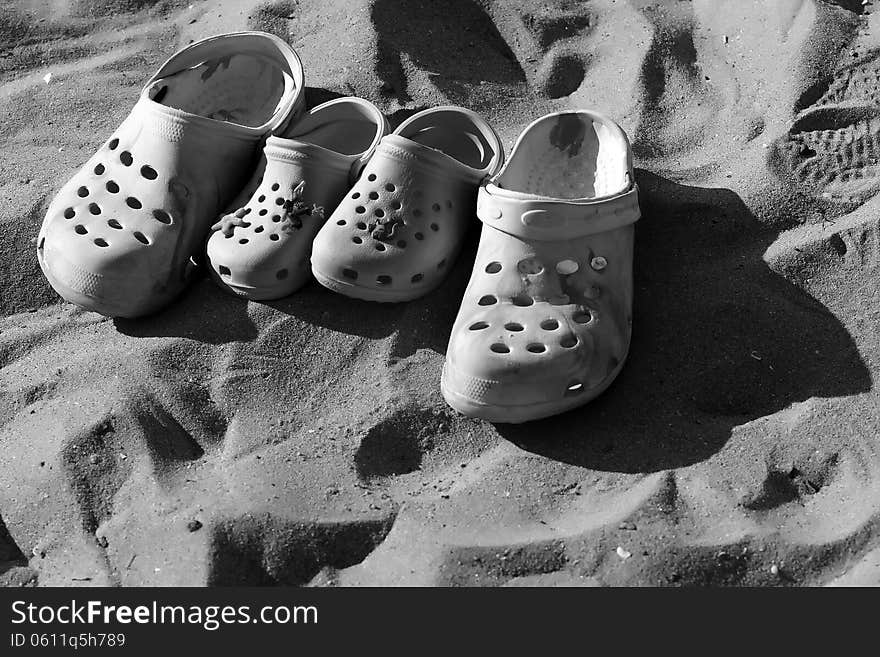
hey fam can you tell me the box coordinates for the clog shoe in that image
[310,106,503,302]
[441,110,640,423]
[37,32,305,318]
[206,97,388,299]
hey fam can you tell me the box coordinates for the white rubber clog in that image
[310,106,503,302]
[37,32,305,317]
[205,97,389,300]
[441,110,640,423]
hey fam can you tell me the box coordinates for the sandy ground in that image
[1,0,880,586]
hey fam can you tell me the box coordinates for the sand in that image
[1,0,879,587]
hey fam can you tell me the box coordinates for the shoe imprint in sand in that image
[206,97,389,300]
[772,52,880,205]
[311,106,504,302]
[37,32,305,318]
[442,110,640,424]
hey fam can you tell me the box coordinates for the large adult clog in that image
[37,32,305,318]
[442,110,640,423]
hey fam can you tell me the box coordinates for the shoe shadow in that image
[114,276,260,344]
[496,170,871,472]
[265,232,478,357]
[370,0,524,103]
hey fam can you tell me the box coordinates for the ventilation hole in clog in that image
[385,183,395,192]
[527,343,546,354]
[88,203,101,215]
[430,223,439,231]
[437,259,446,269]
[77,186,89,197]
[74,224,87,235]
[271,183,280,191]
[239,238,249,245]
[94,164,105,175]
[353,236,363,244]
[140,165,157,180]
[218,265,231,276]
[556,259,579,275]
[391,200,402,210]
[107,219,122,230]
[413,209,423,217]
[133,231,149,245]
[470,321,489,330]
[560,334,578,348]
[272,215,281,222]
[565,382,584,396]
[38,237,44,249]
[374,209,385,218]
[106,180,119,193]
[152,209,172,224]
[239,222,252,229]
[254,225,264,233]
[258,195,266,202]
[94,238,108,247]
[485,262,502,274]
[367,173,377,181]
[64,207,75,219]
[478,295,497,306]
[355,206,366,214]
[369,191,379,200]
[352,192,360,199]
[415,232,424,240]
[541,319,559,330]
[126,197,142,209]
[490,343,510,354]
[108,138,119,150]
[120,151,133,166]
[375,243,386,251]
[573,311,592,324]
[343,268,358,280]
[270,234,280,241]
[512,294,534,307]
[411,273,423,283]
[259,209,268,216]
[397,240,407,248]
[275,197,284,206]
[505,322,524,332]
[276,269,288,280]
[356,222,367,230]
[377,274,392,285]
[337,219,346,226]
[518,258,544,275]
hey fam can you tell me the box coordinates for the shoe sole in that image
[207,265,310,302]
[312,265,437,303]
[440,356,628,424]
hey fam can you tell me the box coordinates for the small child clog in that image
[441,110,640,423]
[37,32,305,318]
[310,106,504,302]
[205,97,389,300]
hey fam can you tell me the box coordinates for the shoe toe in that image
[443,300,625,414]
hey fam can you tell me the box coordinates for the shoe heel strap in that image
[476,182,640,241]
